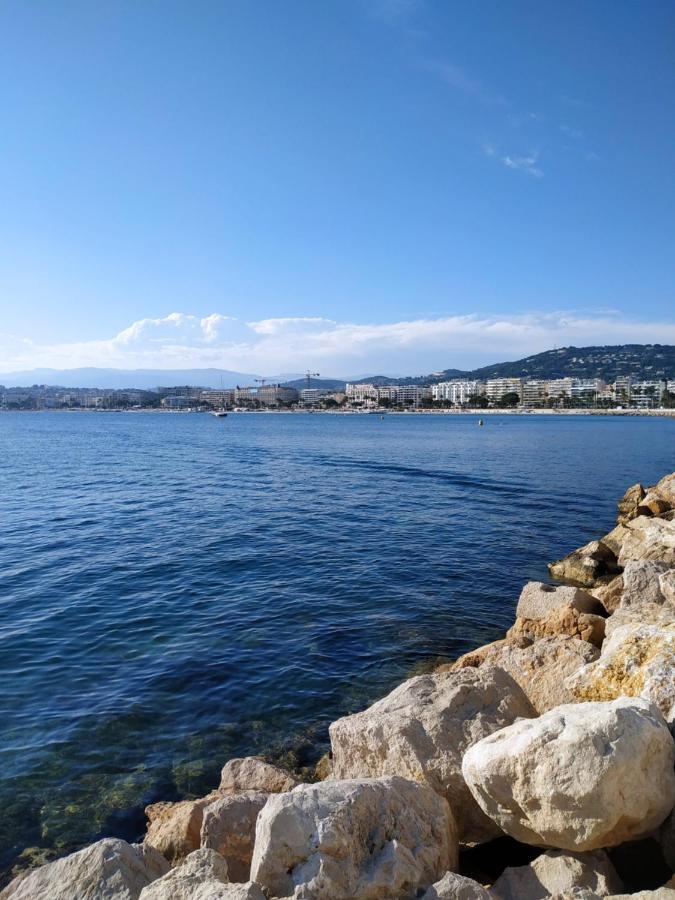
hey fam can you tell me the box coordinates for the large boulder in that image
[515,583,601,620]
[601,524,631,557]
[619,560,670,609]
[548,540,619,587]
[490,849,623,900]
[144,793,221,864]
[138,848,266,900]
[250,776,457,900]
[329,665,536,844]
[618,517,675,566]
[0,838,169,900]
[507,604,605,648]
[462,698,675,852]
[449,635,599,714]
[654,473,675,507]
[592,574,624,614]
[660,569,675,605]
[567,624,675,725]
[420,871,492,899]
[219,757,300,794]
[200,792,268,882]
[617,482,646,525]
[605,604,675,640]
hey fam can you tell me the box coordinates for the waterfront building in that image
[570,379,606,404]
[614,376,632,404]
[300,388,331,404]
[486,378,524,402]
[546,378,574,402]
[432,380,485,405]
[234,385,298,406]
[521,380,549,407]
[201,389,236,408]
[631,380,667,408]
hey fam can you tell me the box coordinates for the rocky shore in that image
[3,474,675,899]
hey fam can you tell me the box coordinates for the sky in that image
[1,0,674,376]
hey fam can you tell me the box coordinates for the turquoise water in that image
[0,411,673,872]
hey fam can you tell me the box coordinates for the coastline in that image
[2,407,675,417]
[3,473,675,898]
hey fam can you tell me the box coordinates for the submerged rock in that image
[0,838,169,900]
[490,849,623,900]
[567,623,675,725]
[219,757,300,795]
[462,698,675,852]
[548,540,619,587]
[250,776,457,900]
[329,664,536,844]
[200,792,268,882]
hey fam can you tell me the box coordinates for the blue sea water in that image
[0,411,673,872]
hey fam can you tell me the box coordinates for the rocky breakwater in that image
[3,472,675,899]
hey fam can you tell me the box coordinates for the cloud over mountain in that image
[2,311,675,376]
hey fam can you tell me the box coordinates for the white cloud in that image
[502,152,544,178]
[2,311,675,376]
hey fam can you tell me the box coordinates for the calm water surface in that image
[1,411,673,871]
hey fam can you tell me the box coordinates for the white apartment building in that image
[631,380,667,408]
[432,380,484,405]
[521,380,549,406]
[570,379,606,401]
[485,378,524,402]
[345,383,380,403]
[345,383,432,406]
[546,378,574,400]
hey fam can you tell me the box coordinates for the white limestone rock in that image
[618,517,675,567]
[200,792,268,882]
[452,635,599,713]
[548,540,619,587]
[516,582,601,620]
[567,623,675,725]
[462,698,675,852]
[329,664,536,844]
[250,776,457,900]
[660,569,675,605]
[490,849,623,900]
[420,871,493,899]
[619,560,670,609]
[0,838,170,900]
[219,757,300,794]
[139,848,266,900]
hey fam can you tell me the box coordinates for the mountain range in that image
[2,345,674,390]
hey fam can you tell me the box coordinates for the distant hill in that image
[354,345,675,385]
[465,344,675,382]
[2,345,674,390]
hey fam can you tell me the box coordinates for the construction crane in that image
[305,371,320,389]
[254,378,268,387]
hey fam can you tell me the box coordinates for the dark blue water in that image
[1,411,673,872]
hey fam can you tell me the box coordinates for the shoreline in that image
[2,407,675,417]
[3,474,675,897]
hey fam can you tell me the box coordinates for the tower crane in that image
[305,371,320,389]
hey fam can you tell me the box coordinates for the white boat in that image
[211,410,228,418]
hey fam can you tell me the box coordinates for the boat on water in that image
[211,410,228,418]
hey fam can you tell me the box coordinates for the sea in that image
[0,410,673,875]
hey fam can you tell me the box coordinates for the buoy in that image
[478,419,484,427]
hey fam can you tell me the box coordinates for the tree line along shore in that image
[3,476,675,899]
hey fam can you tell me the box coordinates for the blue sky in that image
[1,0,674,375]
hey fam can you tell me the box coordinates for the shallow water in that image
[0,411,673,870]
